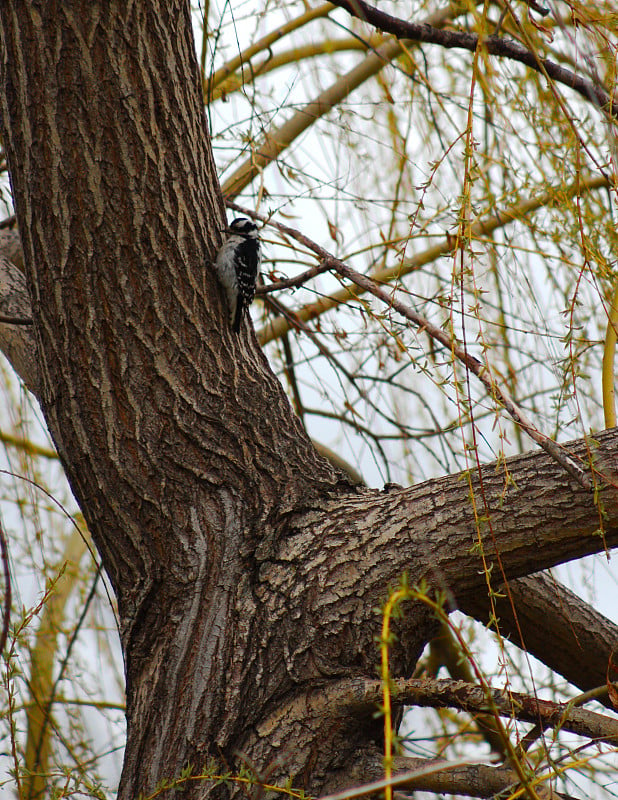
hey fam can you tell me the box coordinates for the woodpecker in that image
[215,217,261,333]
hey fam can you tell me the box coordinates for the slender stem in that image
[602,280,618,428]
[380,589,408,800]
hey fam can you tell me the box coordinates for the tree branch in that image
[251,429,618,714]
[0,516,11,661]
[250,174,609,345]
[242,205,606,487]
[388,756,571,800]
[461,572,618,705]
[220,3,460,198]
[319,754,573,799]
[320,251,591,488]
[206,2,335,101]
[328,0,617,119]
[345,676,618,746]
[422,620,508,757]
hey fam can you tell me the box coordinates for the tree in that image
[0,1,616,799]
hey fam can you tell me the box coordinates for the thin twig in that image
[262,293,394,473]
[331,258,591,488]
[256,261,332,294]
[520,0,550,16]
[0,516,11,657]
[30,565,102,791]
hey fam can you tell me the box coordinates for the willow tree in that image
[0,1,617,799]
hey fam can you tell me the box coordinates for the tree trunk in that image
[0,2,616,798]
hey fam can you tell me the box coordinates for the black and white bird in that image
[215,217,261,333]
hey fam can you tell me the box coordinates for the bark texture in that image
[0,231,38,393]
[0,2,616,799]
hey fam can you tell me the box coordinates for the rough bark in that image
[0,248,38,393]
[0,3,344,796]
[0,2,617,799]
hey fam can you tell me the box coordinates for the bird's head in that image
[227,217,259,238]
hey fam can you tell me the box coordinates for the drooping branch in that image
[328,0,618,119]
[0,517,11,664]
[219,0,615,199]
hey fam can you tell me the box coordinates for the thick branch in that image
[256,428,618,689]
[462,572,618,703]
[389,757,565,800]
[251,671,618,788]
